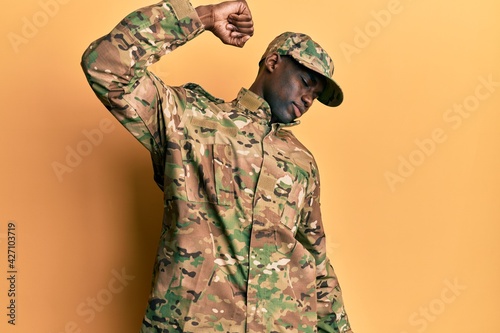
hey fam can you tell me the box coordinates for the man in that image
[81,0,353,332]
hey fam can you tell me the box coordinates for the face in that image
[263,55,326,124]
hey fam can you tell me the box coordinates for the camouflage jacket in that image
[81,0,352,332]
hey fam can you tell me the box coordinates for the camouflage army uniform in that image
[81,0,353,332]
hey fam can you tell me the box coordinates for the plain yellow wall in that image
[1,0,499,332]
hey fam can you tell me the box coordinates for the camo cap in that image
[260,32,343,107]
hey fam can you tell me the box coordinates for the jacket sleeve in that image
[296,164,353,333]
[80,0,204,188]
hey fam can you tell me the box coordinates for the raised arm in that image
[81,0,253,152]
[81,0,253,189]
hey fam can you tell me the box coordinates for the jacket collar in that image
[234,88,300,128]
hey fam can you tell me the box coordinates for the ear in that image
[263,52,281,73]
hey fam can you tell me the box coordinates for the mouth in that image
[292,102,303,118]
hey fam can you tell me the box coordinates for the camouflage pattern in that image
[261,32,344,107]
[81,0,352,332]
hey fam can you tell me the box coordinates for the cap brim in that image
[318,78,343,107]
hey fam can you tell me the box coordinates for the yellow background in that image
[1,0,499,332]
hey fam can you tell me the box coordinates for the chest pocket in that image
[181,140,235,206]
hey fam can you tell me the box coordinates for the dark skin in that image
[195,1,254,47]
[196,1,325,124]
[250,54,326,124]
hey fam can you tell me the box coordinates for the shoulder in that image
[183,83,225,104]
[280,128,316,161]
[167,83,225,117]
[278,127,320,176]
[158,82,227,116]
[173,83,240,138]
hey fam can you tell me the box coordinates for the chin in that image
[271,108,294,124]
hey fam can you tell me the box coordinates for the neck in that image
[248,81,263,99]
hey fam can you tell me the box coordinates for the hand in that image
[196,1,254,48]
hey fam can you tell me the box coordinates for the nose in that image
[302,92,313,110]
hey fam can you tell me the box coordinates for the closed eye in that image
[302,77,310,87]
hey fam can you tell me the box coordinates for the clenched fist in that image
[196,1,254,47]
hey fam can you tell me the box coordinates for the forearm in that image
[298,182,353,332]
[310,232,352,332]
[316,259,353,333]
